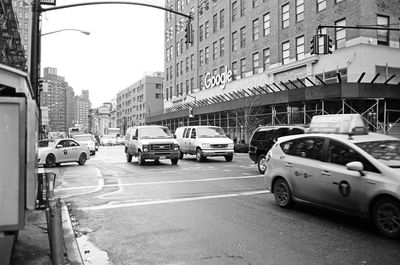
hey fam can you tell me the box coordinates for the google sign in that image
[204,66,232,89]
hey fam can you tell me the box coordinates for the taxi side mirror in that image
[346,161,365,176]
[173,134,177,139]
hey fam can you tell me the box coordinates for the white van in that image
[175,126,234,162]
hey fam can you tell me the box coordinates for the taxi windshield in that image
[355,140,400,167]
[197,127,226,138]
[38,140,56,148]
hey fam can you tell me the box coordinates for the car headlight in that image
[143,145,149,152]
[174,144,180,151]
[202,143,211,148]
[228,143,234,148]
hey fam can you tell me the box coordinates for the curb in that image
[61,201,84,265]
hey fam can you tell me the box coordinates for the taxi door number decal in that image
[63,149,68,155]
[338,180,351,197]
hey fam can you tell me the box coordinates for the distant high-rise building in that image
[41,67,71,132]
[75,90,91,131]
[116,72,164,134]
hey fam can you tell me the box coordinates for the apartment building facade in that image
[148,0,400,139]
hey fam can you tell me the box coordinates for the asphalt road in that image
[51,145,400,265]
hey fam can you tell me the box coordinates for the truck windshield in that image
[197,127,226,138]
[139,127,173,139]
[74,135,93,141]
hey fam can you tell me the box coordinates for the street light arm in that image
[41,28,90,36]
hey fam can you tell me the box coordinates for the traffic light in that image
[185,21,193,44]
[310,35,319,55]
[323,34,333,54]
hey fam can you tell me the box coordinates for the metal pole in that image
[48,197,65,265]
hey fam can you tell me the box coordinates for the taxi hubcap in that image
[276,182,289,204]
[377,203,400,234]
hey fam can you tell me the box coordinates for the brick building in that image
[147,0,400,140]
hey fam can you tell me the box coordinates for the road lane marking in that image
[55,175,264,191]
[80,190,270,211]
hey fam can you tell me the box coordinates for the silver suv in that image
[125,126,180,165]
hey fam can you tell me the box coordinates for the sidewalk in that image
[11,201,83,265]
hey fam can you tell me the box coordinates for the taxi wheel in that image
[45,155,55,168]
[257,154,267,174]
[78,153,87,165]
[273,178,293,208]
[372,198,400,238]
[138,151,145,165]
[171,157,179,165]
[179,151,184,159]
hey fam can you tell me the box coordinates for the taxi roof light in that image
[308,114,368,135]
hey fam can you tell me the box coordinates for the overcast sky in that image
[40,0,166,108]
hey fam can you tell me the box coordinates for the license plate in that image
[159,156,166,159]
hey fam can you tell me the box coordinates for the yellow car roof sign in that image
[309,114,368,135]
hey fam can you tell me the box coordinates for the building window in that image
[282,41,290,65]
[263,13,270,36]
[190,54,194,70]
[252,18,259,41]
[205,21,210,39]
[232,31,238,51]
[199,75,204,90]
[220,9,225,29]
[335,18,346,49]
[240,26,246,48]
[170,66,173,79]
[377,15,389,46]
[220,38,225,57]
[296,35,304,60]
[296,0,304,22]
[199,25,204,42]
[190,78,194,93]
[232,61,238,80]
[240,0,246,16]
[252,0,259,8]
[240,58,246,78]
[180,61,183,75]
[219,65,225,74]
[213,14,218,33]
[177,42,180,56]
[263,48,270,71]
[213,41,218,60]
[317,0,326,12]
[205,47,210,64]
[213,68,218,76]
[176,63,179,76]
[232,1,238,22]
[199,50,204,66]
[186,57,189,72]
[185,80,189,94]
[252,52,259,74]
[282,3,289,28]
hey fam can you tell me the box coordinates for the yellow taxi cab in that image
[265,114,400,237]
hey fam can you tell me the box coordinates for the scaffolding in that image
[147,73,400,142]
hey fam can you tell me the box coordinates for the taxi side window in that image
[69,140,79,147]
[291,138,325,161]
[328,140,380,173]
[59,140,69,148]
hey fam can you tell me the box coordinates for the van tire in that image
[225,154,233,162]
[179,151,184,159]
[138,151,145,165]
[196,148,206,162]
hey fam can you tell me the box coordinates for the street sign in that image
[40,0,56,5]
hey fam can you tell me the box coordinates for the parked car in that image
[174,126,234,162]
[265,114,400,238]
[125,125,180,165]
[100,134,117,146]
[73,134,97,155]
[249,126,306,174]
[38,138,90,167]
